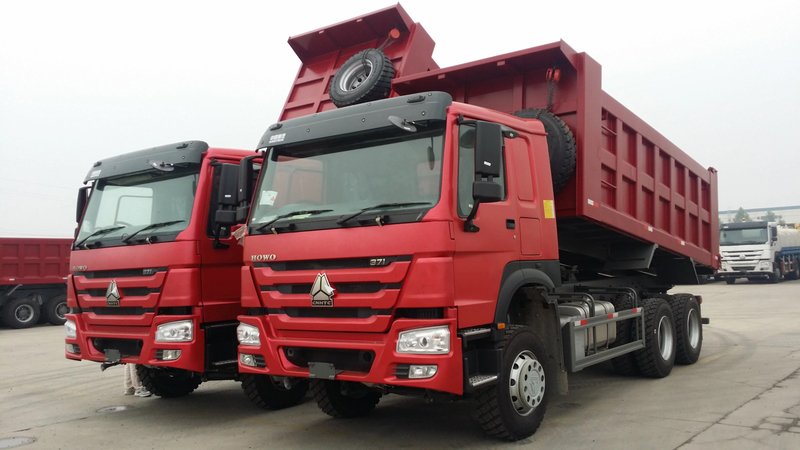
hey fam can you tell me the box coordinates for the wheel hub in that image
[339,60,374,92]
[508,350,545,416]
[15,304,34,323]
[55,302,68,320]
[687,309,700,349]
[657,316,674,359]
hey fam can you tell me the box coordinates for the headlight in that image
[397,325,450,354]
[155,320,193,342]
[237,323,260,345]
[65,320,77,339]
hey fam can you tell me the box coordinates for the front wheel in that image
[310,380,381,418]
[137,366,202,398]
[725,278,736,285]
[769,268,781,284]
[241,374,308,410]
[473,325,550,441]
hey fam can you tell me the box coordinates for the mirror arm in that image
[463,199,482,233]
[212,224,229,249]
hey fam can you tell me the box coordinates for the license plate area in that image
[308,362,338,380]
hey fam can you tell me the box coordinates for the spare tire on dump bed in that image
[513,109,576,194]
[329,49,395,108]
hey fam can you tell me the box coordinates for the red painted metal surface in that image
[0,238,71,286]
[280,4,438,121]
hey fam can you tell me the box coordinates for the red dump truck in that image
[1,237,71,328]
[64,141,308,405]
[234,5,718,440]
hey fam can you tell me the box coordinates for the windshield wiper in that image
[122,220,185,244]
[74,226,126,249]
[255,209,333,233]
[337,202,432,226]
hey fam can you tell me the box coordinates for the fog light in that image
[161,349,181,361]
[408,364,438,379]
[240,353,257,367]
[66,343,80,354]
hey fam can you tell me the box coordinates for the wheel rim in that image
[15,304,35,323]
[270,376,290,391]
[508,350,545,416]
[687,309,701,349]
[657,316,674,360]
[338,59,374,92]
[55,302,68,320]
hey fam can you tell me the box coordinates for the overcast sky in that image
[1,0,798,238]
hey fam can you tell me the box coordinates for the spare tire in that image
[329,49,395,108]
[513,109,576,194]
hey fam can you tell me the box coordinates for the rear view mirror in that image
[236,155,258,224]
[213,164,239,248]
[771,227,778,242]
[76,186,91,223]
[474,121,502,178]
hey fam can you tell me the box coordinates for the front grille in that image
[158,307,192,315]
[92,338,143,356]
[91,307,154,316]
[284,347,375,373]
[74,267,167,279]
[254,255,412,271]
[78,287,160,297]
[270,307,392,319]
[261,282,402,294]
[395,308,444,319]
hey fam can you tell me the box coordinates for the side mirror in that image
[464,121,504,232]
[771,227,778,242]
[236,155,258,224]
[213,164,239,248]
[76,186,91,223]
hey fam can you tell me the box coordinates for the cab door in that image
[452,120,520,329]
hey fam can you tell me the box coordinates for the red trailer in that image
[1,237,71,328]
[236,4,718,441]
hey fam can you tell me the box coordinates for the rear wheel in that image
[2,297,40,329]
[787,260,800,280]
[473,325,550,441]
[44,294,68,325]
[241,374,308,410]
[608,294,639,376]
[634,298,676,378]
[667,294,703,364]
[310,380,381,418]
[137,366,202,398]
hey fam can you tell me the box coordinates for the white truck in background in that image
[719,221,800,284]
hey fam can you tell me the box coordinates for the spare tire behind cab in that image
[329,49,395,108]
[513,109,576,194]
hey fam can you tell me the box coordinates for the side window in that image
[206,165,231,238]
[457,123,506,218]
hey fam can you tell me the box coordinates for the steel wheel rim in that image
[508,350,545,416]
[55,302,68,320]
[687,309,701,349]
[15,304,35,323]
[657,316,674,360]
[338,59,374,92]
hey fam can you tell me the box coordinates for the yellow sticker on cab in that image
[543,200,555,219]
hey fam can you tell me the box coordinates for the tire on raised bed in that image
[634,298,676,378]
[666,294,703,365]
[512,109,576,194]
[473,324,551,441]
[310,380,381,418]
[137,365,202,398]
[329,49,395,108]
[241,374,309,410]
[44,294,68,325]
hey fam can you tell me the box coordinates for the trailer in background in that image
[1,237,71,328]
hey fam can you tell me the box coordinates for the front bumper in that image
[719,260,773,278]
[237,314,464,395]
[65,311,205,373]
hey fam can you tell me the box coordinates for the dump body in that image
[1,238,71,328]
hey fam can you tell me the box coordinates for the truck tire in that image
[137,366,202,398]
[310,380,381,418]
[634,298,676,378]
[329,49,395,108]
[241,374,308,410]
[768,268,780,284]
[666,294,702,365]
[512,109,576,194]
[725,278,736,285]
[44,294,68,325]
[608,294,639,376]
[473,325,550,441]
[2,297,40,329]
[788,259,800,280]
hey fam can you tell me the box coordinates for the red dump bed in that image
[280,6,719,269]
[0,238,72,286]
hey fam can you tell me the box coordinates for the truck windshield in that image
[75,166,200,248]
[719,227,768,246]
[249,124,445,233]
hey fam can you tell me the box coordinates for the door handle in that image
[506,219,516,230]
